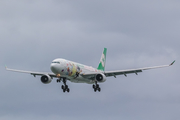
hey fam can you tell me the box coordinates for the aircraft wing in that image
[105,60,175,77]
[5,67,56,78]
[81,60,175,78]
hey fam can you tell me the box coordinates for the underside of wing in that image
[6,67,56,78]
[104,60,175,77]
[105,69,142,77]
[80,69,142,78]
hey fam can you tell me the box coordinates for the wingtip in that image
[5,65,9,70]
[170,60,175,66]
[5,65,7,69]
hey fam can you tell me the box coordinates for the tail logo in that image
[97,48,107,71]
[100,54,105,67]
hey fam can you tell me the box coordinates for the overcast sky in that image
[0,0,180,120]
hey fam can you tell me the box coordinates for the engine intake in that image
[95,73,106,82]
[41,75,52,84]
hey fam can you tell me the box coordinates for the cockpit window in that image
[52,61,60,64]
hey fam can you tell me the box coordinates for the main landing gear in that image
[57,78,101,93]
[57,78,70,93]
[92,81,101,92]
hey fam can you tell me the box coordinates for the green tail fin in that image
[97,48,107,71]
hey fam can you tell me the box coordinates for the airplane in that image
[6,48,175,93]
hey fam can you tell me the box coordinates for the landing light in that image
[56,74,61,78]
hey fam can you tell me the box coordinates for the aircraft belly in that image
[68,76,94,84]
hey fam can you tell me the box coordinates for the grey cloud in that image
[0,0,180,120]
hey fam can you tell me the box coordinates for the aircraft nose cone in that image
[51,64,58,74]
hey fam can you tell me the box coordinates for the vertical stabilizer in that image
[97,48,107,71]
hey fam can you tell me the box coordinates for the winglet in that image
[5,65,7,69]
[170,60,175,66]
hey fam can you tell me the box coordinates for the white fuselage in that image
[50,58,101,84]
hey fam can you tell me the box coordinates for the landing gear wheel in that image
[98,87,101,92]
[57,79,61,83]
[61,85,64,90]
[65,85,68,89]
[93,84,95,89]
[94,88,97,92]
[67,88,70,92]
[63,88,66,92]
[93,82,101,92]
[60,78,71,93]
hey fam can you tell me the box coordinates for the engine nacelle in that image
[95,73,106,82]
[41,75,52,84]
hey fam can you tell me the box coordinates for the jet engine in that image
[95,73,106,82]
[41,75,52,84]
